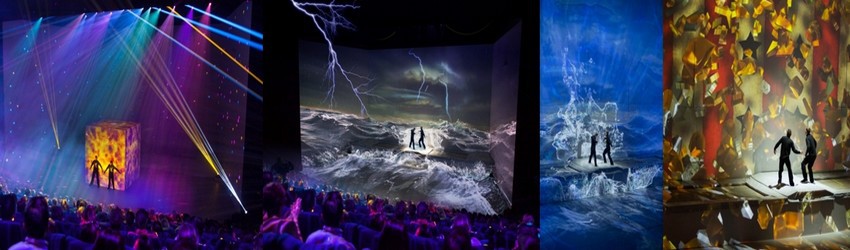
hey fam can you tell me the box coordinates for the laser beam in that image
[292,0,371,116]
[156,9,262,51]
[126,10,262,101]
[117,11,246,213]
[186,4,263,39]
[162,7,264,84]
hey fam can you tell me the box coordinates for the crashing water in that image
[299,108,508,214]
[541,164,661,203]
[547,50,624,166]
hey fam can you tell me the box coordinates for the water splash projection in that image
[541,165,661,202]
[551,49,624,166]
[291,0,373,117]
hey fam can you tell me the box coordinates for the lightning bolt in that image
[291,1,371,117]
[408,49,427,101]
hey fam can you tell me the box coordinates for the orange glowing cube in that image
[85,121,140,191]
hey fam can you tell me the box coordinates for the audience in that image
[261,182,303,241]
[304,191,355,249]
[0,174,538,250]
[173,223,199,250]
[9,196,49,250]
[92,229,123,250]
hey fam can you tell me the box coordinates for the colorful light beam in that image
[119,11,247,213]
[126,9,262,101]
[161,7,263,85]
[185,5,263,39]
[156,10,262,51]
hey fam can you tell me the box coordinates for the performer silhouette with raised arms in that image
[603,131,613,165]
[105,160,121,190]
[589,133,598,167]
[89,155,103,187]
[801,128,817,184]
[774,129,801,186]
[409,128,417,150]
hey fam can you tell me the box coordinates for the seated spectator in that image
[93,229,124,250]
[304,191,354,249]
[260,182,303,240]
[1,194,16,220]
[9,196,49,250]
[173,223,200,250]
[378,220,409,250]
[444,214,481,250]
[514,215,539,250]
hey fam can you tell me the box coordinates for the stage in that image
[0,147,244,220]
[664,170,850,247]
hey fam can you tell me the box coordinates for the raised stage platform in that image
[664,170,850,247]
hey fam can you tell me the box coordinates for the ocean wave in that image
[541,165,661,203]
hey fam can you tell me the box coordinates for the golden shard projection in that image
[664,0,850,247]
[85,121,140,191]
[773,211,804,240]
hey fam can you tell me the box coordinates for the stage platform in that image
[664,170,850,247]
[541,157,647,177]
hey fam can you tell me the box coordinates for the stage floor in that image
[0,151,244,220]
[664,170,850,247]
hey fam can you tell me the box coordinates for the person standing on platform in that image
[105,160,121,190]
[589,133,598,167]
[89,155,103,187]
[603,131,614,165]
[801,128,817,184]
[418,127,426,150]
[409,128,417,150]
[774,129,801,186]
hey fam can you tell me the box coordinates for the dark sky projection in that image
[299,41,494,131]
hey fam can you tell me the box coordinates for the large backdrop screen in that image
[297,31,520,215]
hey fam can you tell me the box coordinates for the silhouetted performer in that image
[409,128,417,150]
[801,128,817,184]
[105,160,121,190]
[602,132,613,165]
[588,134,598,167]
[89,155,103,187]
[418,127,426,149]
[774,129,801,186]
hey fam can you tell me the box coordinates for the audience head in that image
[378,221,409,250]
[321,191,344,228]
[23,196,49,239]
[109,206,124,230]
[174,223,199,250]
[262,182,288,217]
[444,214,472,250]
[93,229,124,250]
[0,194,16,220]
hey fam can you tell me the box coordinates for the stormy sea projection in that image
[539,0,663,248]
[297,36,519,215]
